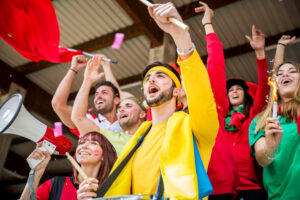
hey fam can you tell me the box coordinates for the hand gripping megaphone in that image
[0,93,73,169]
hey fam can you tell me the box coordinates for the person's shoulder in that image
[250,116,259,127]
[47,176,70,199]
[50,176,68,185]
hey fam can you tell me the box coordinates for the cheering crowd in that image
[19,2,299,200]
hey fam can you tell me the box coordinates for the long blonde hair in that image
[255,61,300,134]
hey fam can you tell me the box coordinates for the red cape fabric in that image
[0,0,81,63]
[247,82,258,101]
[146,107,152,121]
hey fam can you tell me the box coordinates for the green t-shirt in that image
[249,115,300,200]
[100,129,132,156]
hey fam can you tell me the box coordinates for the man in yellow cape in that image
[92,3,219,200]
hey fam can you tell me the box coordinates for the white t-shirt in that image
[86,113,123,133]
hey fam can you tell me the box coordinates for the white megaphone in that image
[0,93,72,169]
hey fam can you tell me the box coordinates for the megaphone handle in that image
[27,146,47,170]
[27,140,56,170]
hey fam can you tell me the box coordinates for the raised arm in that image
[71,55,104,136]
[102,59,133,100]
[273,35,296,69]
[179,51,219,146]
[20,144,51,200]
[148,2,218,145]
[148,3,193,61]
[195,1,215,35]
[196,2,229,116]
[51,55,88,129]
[246,25,269,116]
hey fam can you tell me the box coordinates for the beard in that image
[119,116,134,130]
[145,86,174,107]
[96,100,114,115]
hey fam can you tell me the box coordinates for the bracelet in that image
[69,68,78,74]
[203,22,212,27]
[263,144,276,161]
[177,43,195,55]
[278,43,286,47]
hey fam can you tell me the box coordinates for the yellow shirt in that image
[105,50,219,199]
[131,122,167,194]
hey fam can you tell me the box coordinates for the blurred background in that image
[0,0,299,198]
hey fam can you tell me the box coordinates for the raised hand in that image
[148,2,193,60]
[278,35,296,46]
[26,142,51,173]
[195,1,214,25]
[84,55,105,83]
[246,25,265,51]
[77,178,98,200]
[264,117,283,157]
[148,3,184,36]
[70,55,88,72]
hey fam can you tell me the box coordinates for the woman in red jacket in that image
[224,26,269,200]
[196,2,269,200]
[195,2,239,200]
[20,131,117,200]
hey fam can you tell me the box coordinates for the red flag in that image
[0,0,81,63]
[58,47,83,63]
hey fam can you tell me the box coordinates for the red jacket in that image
[206,33,239,196]
[223,47,269,189]
[36,176,78,200]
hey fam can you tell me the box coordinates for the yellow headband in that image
[143,66,181,90]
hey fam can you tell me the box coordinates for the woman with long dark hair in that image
[20,131,117,200]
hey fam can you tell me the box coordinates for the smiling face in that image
[76,136,103,166]
[93,85,117,115]
[228,84,245,109]
[276,63,300,102]
[143,71,176,107]
[117,99,145,130]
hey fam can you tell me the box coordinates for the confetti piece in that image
[9,74,12,78]
[7,34,12,37]
[111,33,125,49]
[88,108,94,112]
[54,122,63,137]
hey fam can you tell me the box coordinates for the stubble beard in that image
[96,100,114,115]
[145,87,174,107]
